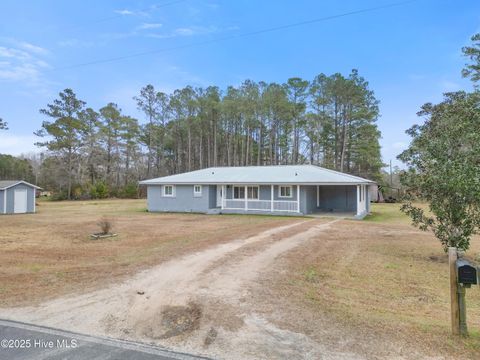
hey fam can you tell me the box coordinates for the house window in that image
[247,186,259,200]
[194,185,202,197]
[233,186,259,199]
[163,185,175,197]
[233,186,245,199]
[279,186,292,198]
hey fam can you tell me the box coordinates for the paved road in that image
[0,319,211,360]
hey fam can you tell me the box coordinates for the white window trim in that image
[163,185,175,197]
[278,185,293,198]
[247,185,260,200]
[193,184,202,197]
[233,185,259,200]
[233,185,245,199]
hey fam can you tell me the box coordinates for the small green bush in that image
[121,183,138,199]
[90,181,109,199]
[51,190,68,201]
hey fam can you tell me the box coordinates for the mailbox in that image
[456,260,478,285]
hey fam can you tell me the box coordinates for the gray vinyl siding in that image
[1,184,36,214]
[0,190,4,213]
[300,185,317,214]
[209,186,217,208]
[147,184,213,213]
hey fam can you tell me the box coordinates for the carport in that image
[300,184,370,219]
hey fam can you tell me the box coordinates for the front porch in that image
[216,184,370,218]
[220,185,300,213]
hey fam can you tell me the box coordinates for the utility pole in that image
[389,159,393,187]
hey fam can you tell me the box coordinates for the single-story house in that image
[139,165,374,219]
[0,180,41,214]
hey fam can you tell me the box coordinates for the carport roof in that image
[139,165,375,185]
[0,180,41,190]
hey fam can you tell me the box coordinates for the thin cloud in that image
[137,23,163,30]
[0,38,49,55]
[0,134,39,155]
[147,25,219,39]
[114,8,150,17]
[17,41,49,55]
[103,24,223,42]
[0,39,51,94]
[114,9,135,16]
[57,38,96,48]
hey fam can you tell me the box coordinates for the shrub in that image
[121,183,138,199]
[97,217,113,235]
[71,185,83,200]
[90,181,109,199]
[109,187,119,198]
[51,190,68,201]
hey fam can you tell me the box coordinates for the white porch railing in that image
[273,200,298,212]
[224,199,245,209]
[223,199,298,213]
[246,200,272,211]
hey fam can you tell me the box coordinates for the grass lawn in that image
[267,203,480,359]
[0,198,299,307]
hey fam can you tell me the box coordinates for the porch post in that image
[316,185,320,207]
[297,185,300,213]
[366,185,370,213]
[271,185,274,212]
[356,185,361,216]
[244,185,248,210]
[221,185,225,209]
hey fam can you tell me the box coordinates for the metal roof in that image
[0,180,41,190]
[139,165,374,185]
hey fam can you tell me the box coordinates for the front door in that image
[14,188,27,213]
[216,185,222,207]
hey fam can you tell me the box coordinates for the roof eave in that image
[139,181,374,186]
[0,181,42,190]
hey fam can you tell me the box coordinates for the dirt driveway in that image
[0,218,355,360]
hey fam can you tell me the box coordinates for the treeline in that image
[0,154,35,182]
[20,69,382,200]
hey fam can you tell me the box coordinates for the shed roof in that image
[0,180,41,190]
[139,165,374,185]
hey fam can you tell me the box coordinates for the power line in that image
[53,0,420,71]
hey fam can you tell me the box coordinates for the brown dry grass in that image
[0,199,299,307]
[257,203,480,359]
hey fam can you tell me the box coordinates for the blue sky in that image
[0,0,478,168]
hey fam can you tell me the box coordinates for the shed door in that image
[14,188,28,213]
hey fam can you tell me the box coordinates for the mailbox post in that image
[455,258,478,336]
[448,248,459,335]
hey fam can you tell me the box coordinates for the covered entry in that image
[301,184,370,219]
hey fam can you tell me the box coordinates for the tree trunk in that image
[67,147,72,200]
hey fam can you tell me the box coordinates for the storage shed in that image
[0,180,41,214]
